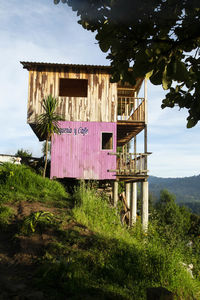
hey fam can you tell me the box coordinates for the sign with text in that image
[59,127,88,136]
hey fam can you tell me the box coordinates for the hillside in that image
[0,163,200,299]
[149,174,200,212]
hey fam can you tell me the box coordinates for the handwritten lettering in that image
[78,127,88,136]
[59,127,88,136]
[59,127,72,134]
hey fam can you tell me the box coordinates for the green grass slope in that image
[0,163,68,206]
[0,164,199,299]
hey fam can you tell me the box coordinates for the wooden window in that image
[101,132,113,150]
[59,78,88,97]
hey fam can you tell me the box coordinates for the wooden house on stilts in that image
[21,61,150,229]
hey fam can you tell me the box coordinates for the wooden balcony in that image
[108,152,151,180]
[117,97,146,146]
[117,97,145,122]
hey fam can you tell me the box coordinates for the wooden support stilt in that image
[141,181,149,231]
[144,125,147,170]
[125,182,131,208]
[130,182,137,226]
[144,78,148,124]
[113,181,118,207]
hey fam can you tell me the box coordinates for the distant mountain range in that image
[149,174,200,214]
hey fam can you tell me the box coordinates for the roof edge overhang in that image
[20,61,112,73]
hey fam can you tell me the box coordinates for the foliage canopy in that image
[155,189,191,239]
[55,0,200,127]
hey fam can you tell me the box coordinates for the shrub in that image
[21,211,56,234]
[15,148,32,158]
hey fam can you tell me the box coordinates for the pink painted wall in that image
[50,121,116,180]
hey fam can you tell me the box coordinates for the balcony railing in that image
[108,152,151,176]
[117,97,145,121]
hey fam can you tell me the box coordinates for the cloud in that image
[0,0,199,177]
[0,0,107,158]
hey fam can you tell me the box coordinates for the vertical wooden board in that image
[53,71,57,98]
[38,72,43,114]
[101,74,105,122]
[108,75,111,121]
[92,74,96,121]
[105,74,109,121]
[98,72,101,122]
[89,73,93,121]
[51,121,116,180]
[102,74,106,121]
[113,83,118,122]
[109,79,114,121]
[34,71,39,118]
[28,71,34,123]
[41,72,45,100]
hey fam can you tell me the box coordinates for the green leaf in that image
[187,119,198,128]
[145,49,152,57]
[174,61,189,81]
[146,70,153,79]
[110,72,120,82]
[150,70,162,85]
[99,40,110,53]
[162,67,172,90]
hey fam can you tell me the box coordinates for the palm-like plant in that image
[36,95,62,178]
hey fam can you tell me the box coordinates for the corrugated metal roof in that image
[20,61,112,72]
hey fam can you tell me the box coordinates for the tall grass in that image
[0,163,68,205]
[70,183,200,299]
[73,182,130,240]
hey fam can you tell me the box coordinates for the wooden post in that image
[144,125,147,170]
[134,137,137,154]
[144,77,148,170]
[113,181,118,207]
[141,180,149,231]
[130,182,137,226]
[144,78,148,124]
[125,182,131,208]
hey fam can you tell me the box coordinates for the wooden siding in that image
[27,69,117,124]
[50,121,116,180]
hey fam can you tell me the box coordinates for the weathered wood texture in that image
[27,68,117,124]
[108,152,151,176]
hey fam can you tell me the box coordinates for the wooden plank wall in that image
[50,121,117,180]
[27,68,117,124]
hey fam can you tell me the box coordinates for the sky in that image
[0,0,200,178]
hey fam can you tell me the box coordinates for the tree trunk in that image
[43,136,49,178]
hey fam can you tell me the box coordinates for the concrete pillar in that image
[130,182,137,226]
[113,181,118,207]
[141,181,149,231]
[125,182,131,208]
